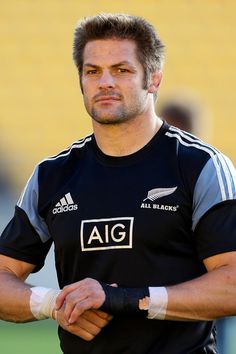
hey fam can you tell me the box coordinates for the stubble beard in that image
[91,106,134,125]
[88,96,147,126]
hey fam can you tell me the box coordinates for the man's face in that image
[81,39,150,125]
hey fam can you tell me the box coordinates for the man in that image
[0,13,236,354]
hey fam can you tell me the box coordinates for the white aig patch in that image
[80,217,134,251]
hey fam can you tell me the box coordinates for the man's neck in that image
[92,113,163,157]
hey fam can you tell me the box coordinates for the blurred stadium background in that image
[0,1,236,353]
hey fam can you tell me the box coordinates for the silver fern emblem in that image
[143,187,177,201]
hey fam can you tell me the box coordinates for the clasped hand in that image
[54,278,112,341]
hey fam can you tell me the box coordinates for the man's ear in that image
[148,71,163,94]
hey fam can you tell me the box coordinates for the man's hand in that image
[56,308,112,341]
[55,278,106,324]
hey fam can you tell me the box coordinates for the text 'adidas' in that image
[53,192,78,214]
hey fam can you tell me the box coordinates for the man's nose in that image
[99,70,115,89]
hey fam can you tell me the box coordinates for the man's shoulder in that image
[39,134,93,169]
[165,125,217,164]
[163,125,225,188]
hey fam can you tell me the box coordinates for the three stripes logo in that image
[52,192,78,214]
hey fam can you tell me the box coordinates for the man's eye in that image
[87,70,97,75]
[117,68,129,73]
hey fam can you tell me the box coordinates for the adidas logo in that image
[52,193,78,214]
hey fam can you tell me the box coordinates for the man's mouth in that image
[94,94,121,103]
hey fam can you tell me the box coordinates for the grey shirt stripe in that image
[16,136,93,243]
[17,165,51,243]
[166,128,236,230]
[192,157,236,230]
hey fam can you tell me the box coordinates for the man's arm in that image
[0,254,59,322]
[0,254,35,322]
[55,251,236,323]
[166,251,236,321]
[0,254,112,340]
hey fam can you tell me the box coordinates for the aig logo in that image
[80,217,134,252]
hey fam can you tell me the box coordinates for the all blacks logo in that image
[80,217,134,251]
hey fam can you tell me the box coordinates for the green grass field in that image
[1,318,236,353]
[0,319,61,354]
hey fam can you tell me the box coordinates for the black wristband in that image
[99,282,150,316]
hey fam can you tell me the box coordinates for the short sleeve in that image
[0,206,52,272]
[0,165,52,272]
[192,152,236,231]
[193,200,236,260]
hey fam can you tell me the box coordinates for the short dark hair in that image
[73,13,165,89]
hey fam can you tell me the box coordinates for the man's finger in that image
[73,314,102,336]
[68,298,94,324]
[92,309,113,321]
[59,321,96,342]
[82,310,112,327]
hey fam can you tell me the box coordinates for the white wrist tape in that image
[30,287,60,320]
[147,287,168,320]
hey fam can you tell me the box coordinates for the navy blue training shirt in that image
[1,121,236,353]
